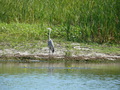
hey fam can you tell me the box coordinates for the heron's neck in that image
[49,30,51,40]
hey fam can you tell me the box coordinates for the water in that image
[0,61,120,90]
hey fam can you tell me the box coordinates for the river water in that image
[0,61,120,90]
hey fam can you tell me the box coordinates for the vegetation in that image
[0,0,120,44]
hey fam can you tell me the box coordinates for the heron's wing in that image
[48,39,54,46]
[48,39,54,53]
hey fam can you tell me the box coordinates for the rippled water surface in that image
[0,61,120,90]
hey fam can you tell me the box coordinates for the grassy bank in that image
[0,23,120,55]
[0,0,120,61]
[0,0,120,44]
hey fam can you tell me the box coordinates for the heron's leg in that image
[49,48,50,58]
[52,52,53,57]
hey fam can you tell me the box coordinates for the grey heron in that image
[47,28,54,57]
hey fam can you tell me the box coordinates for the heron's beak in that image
[47,28,52,31]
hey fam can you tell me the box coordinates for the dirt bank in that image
[0,43,120,61]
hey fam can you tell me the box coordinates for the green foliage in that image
[0,0,119,44]
[0,23,48,43]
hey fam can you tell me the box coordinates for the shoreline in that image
[0,52,120,62]
[0,42,120,62]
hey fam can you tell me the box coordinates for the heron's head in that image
[47,28,52,32]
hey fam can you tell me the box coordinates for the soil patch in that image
[0,43,120,61]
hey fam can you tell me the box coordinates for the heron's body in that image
[47,28,54,55]
[48,39,54,53]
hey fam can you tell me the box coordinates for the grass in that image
[90,43,120,55]
[0,23,47,42]
[0,0,119,44]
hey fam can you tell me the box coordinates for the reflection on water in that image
[0,61,120,90]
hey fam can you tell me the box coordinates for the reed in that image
[0,0,119,44]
